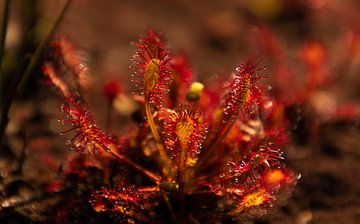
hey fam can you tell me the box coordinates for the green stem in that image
[144,94,171,174]
[0,0,11,107]
[0,0,73,145]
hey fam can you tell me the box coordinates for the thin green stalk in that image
[178,143,189,186]
[144,94,172,175]
[0,0,11,107]
[0,0,73,145]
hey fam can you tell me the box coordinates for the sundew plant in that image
[43,29,298,224]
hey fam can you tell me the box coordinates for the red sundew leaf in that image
[90,186,147,222]
[222,60,264,123]
[263,127,289,146]
[60,97,120,155]
[207,159,254,192]
[260,167,297,191]
[209,176,274,218]
[52,38,79,71]
[171,54,193,86]
[250,140,284,169]
[52,38,90,88]
[160,107,207,166]
[229,187,273,217]
[198,82,223,125]
[207,176,274,218]
[227,160,252,176]
[252,26,285,64]
[214,139,285,190]
[205,181,247,198]
[130,29,172,106]
[42,63,71,98]
[43,38,91,99]
[169,54,194,105]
